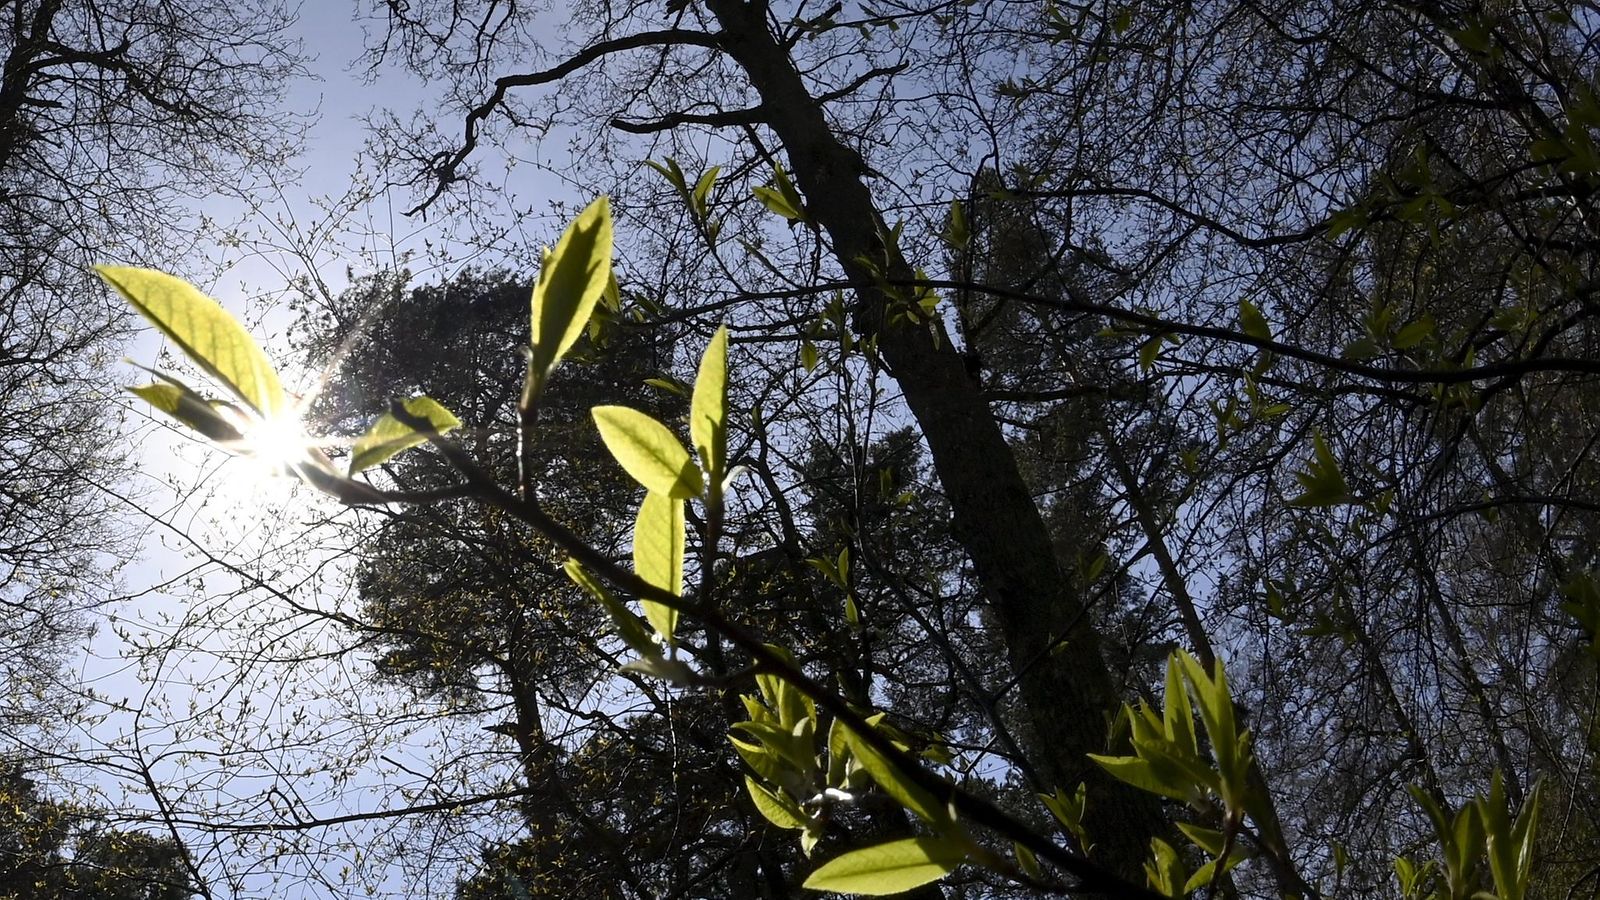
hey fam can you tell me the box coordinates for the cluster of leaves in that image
[108,189,1566,898]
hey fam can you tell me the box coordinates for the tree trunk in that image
[705,0,1166,877]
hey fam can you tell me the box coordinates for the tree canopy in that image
[12,0,1600,897]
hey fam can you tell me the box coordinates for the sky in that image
[71,5,569,897]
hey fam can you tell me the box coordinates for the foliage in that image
[87,0,1600,896]
[0,762,194,900]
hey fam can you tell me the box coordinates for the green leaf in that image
[1239,298,1271,341]
[1088,753,1190,802]
[745,776,809,830]
[753,186,802,222]
[128,382,244,443]
[691,326,729,487]
[802,837,966,895]
[844,725,946,824]
[593,405,704,499]
[692,166,720,217]
[1287,431,1352,508]
[1184,849,1247,894]
[348,396,462,475]
[1163,654,1198,758]
[731,735,787,785]
[1392,315,1436,350]
[564,560,658,658]
[1144,838,1187,898]
[645,158,688,192]
[942,199,970,249]
[98,265,285,418]
[800,340,819,373]
[644,377,689,397]
[633,490,684,643]
[1341,337,1381,360]
[527,196,614,388]
[1176,822,1228,857]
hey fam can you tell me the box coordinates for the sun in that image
[236,408,315,476]
[196,402,322,515]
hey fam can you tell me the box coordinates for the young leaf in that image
[1287,431,1352,508]
[731,735,787,785]
[527,196,614,388]
[98,265,285,418]
[844,725,946,824]
[800,340,819,373]
[753,186,803,222]
[592,405,704,499]
[1239,298,1271,341]
[801,837,966,895]
[564,560,658,658]
[129,383,245,443]
[645,158,688,193]
[691,326,729,486]
[745,776,808,830]
[633,490,684,643]
[942,199,970,249]
[1144,838,1188,898]
[348,396,462,475]
[692,166,720,217]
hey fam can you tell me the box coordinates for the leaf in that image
[1138,334,1168,372]
[129,383,244,443]
[644,377,689,397]
[1144,838,1187,898]
[745,776,809,830]
[619,655,696,684]
[1184,850,1247,894]
[731,735,787,785]
[527,196,614,387]
[1392,315,1436,350]
[98,265,285,418]
[800,340,819,373]
[1088,754,1190,802]
[802,837,966,895]
[348,396,462,475]
[1287,432,1352,508]
[942,199,970,249]
[844,724,947,824]
[645,158,687,193]
[1239,298,1271,341]
[564,560,658,658]
[691,326,729,486]
[633,490,684,643]
[753,187,802,222]
[1176,822,1229,857]
[593,405,704,499]
[692,166,720,217]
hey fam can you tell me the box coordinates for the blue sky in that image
[80,6,571,896]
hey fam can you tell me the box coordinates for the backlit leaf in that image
[633,490,684,643]
[802,837,966,895]
[844,725,946,824]
[1239,298,1271,341]
[564,560,658,658]
[348,396,461,474]
[593,405,703,499]
[129,382,244,443]
[527,197,614,387]
[745,776,808,830]
[98,265,284,417]
[691,326,729,485]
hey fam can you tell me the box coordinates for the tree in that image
[0,0,303,748]
[0,759,195,900]
[93,0,1600,896]
[353,0,1600,892]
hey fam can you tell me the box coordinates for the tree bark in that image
[704,0,1165,877]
